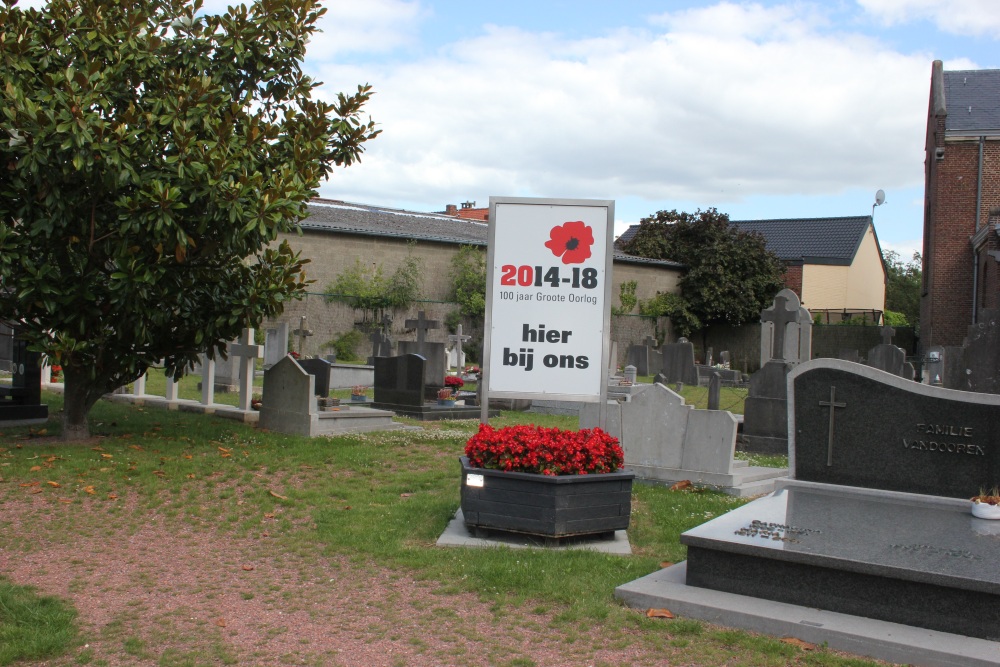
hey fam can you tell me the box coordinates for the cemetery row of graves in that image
[2,292,1000,666]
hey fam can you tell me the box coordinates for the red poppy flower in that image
[544,221,594,264]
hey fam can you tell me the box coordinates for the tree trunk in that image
[61,365,104,441]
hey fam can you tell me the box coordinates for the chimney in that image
[461,201,476,209]
[445,204,458,215]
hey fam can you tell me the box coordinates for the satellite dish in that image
[874,189,885,206]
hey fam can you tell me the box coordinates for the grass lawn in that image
[0,391,891,666]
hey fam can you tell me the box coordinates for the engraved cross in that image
[818,386,847,467]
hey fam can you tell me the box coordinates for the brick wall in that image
[923,129,1000,348]
[783,264,803,299]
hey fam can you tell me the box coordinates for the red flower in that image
[464,423,623,476]
[544,221,594,265]
[445,376,465,389]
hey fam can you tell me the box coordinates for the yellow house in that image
[730,216,887,323]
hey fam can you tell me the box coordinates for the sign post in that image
[481,197,614,427]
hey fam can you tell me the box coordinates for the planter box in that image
[460,456,633,539]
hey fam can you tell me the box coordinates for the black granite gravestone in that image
[659,338,698,385]
[962,309,1000,394]
[0,332,48,422]
[297,358,332,397]
[790,360,998,498]
[373,354,425,408]
[740,360,792,454]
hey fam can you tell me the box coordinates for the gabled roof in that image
[730,216,875,266]
[942,69,1000,135]
[301,199,683,268]
[617,215,877,266]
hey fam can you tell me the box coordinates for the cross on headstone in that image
[293,316,313,356]
[880,325,896,346]
[447,324,471,367]
[404,310,440,347]
[370,329,390,359]
[761,294,799,361]
[230,328,264,411]
[642,336,657,348]
[818,386,847,467]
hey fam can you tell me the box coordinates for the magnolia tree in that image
[0,0,379,439]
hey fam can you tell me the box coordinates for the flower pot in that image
[459,456,633,539]
[438,399,456,407]
[351,395,367,402]
[971,501,1000,520]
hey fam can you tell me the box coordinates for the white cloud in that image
[858,0,1000,36]
[318,2,931,216]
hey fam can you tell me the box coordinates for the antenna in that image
[872,189,885,218]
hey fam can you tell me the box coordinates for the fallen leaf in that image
[46,481,61,488]
[29,465,42,472]
[34,428,47,436]
[669,480,692,491]
[780,637,817,651]
[659,561,674,569]
[400,493,413,498]
[152,470,166,478]
[342,506,351,510]
[107,493,118,500]
[58,498,73,504]
[83,486,96,495]
[91,446,104,451]
[44,456,58,463]
[646,608,675,619]
[129,445,143,451]
[19,481,40,487]
[186,473,196,479]
[263,513,276,519]
[100,453,113,460]
[30,488,43,494]
[215,618,226,627]
[218,446,231,455]
[241,564,255,571]
[183,454,193,460]
[268,490,287,500]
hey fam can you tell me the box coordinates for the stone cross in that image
[405,310,440,348]
[761,294,799,361]
[370,329,390,359]
[230,328,264,411]
[642,336,657,348]
[880,325,896,346]
[447,324,471,369]
[819,386,847,467]
[292,316,313,356]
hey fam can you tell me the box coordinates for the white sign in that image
[484,197,614,402]
[465,473,485,488]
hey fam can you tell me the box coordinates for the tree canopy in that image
[620,208,785,334]
[883,250,921,329]
[0,0,379,438]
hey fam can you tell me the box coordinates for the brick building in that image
[921,61,1000,348]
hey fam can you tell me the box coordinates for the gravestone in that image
[292,315,313,356]
[759,289,812,365]
[298,357,332,397]
[707,372,721,411]
[0,322,13,372]
[865,326,910,378]
[623,365,637,385]
[740,360,793,454]
[961,309,1000,394]
[626,336,662,376]
[580,383,786,496]
[0,330,48,423]
[399,311,446,392]
[616,357,1000,656]
[447,324,471,370]
[373,354,426,408]
[263,323,289,369]
[923,345,945,386]
[230,329,263,412]
[260,356,400,436]
[837,348,861,364]
[659,337,698,385]
[210,340,240,393]
[718,351,731,368]
[368,328,392,364]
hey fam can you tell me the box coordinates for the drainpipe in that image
[973,136,984,324]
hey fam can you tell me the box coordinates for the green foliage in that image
[449,245,487,322]
[638,292,700,338]
[0,0,379,438]
[324,252,422,325]
[325,329,364,362]
[611,280,637,316]
[883,250,921,330]
[621,209,785,331]
[0,578,79,665]
[883,309,909,327]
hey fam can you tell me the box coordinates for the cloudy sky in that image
[276,0,1000,260]
[28,0,1000,258]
